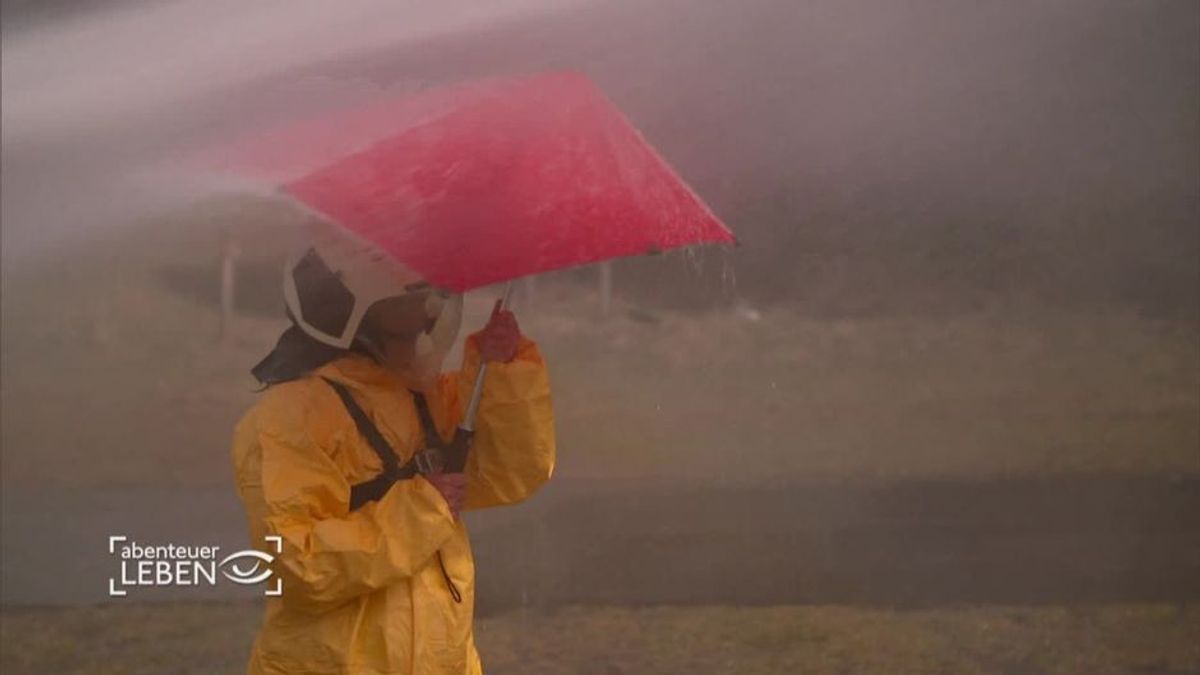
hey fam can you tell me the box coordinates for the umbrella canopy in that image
[205,71,734,292]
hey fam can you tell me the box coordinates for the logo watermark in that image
[107,535,283,597]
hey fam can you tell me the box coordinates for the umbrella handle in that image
[460,282,515,432]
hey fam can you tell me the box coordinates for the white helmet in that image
[283,225,461,354]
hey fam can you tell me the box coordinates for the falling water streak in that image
[680,244,704,278]
[667,244,740,307]
[720,247,738,304]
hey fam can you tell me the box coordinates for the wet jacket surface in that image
[232,335,555,674]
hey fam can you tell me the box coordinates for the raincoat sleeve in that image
[434,334,556,510]
[234,383,458,614]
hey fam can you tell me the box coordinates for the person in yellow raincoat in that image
[232,229,555,674]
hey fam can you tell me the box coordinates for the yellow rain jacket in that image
[232,333,555,675]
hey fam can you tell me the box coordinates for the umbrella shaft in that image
[461,282,515,431]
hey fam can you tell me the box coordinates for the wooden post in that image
[219,229,240,343]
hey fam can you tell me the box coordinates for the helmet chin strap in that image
[353,333,386,362]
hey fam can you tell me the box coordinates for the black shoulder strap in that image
[409,390,446,449]
[322,377,424,510]
[322,377,400,475]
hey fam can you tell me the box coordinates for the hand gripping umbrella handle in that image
[463,281,514,429]
[446,283,511,473]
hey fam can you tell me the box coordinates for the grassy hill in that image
[2,197,1196,489]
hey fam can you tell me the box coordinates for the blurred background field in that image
[4,603,1199,675]
[2,207,1196,488]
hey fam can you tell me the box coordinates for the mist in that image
[5,0,1195,313]
[2,2,1198,673]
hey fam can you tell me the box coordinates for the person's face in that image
[361,293,436,374]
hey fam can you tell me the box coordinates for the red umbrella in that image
[204,71,735,293]
[205,72,735,440]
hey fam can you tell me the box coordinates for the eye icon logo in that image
[106,535,283,597]
[220,550,276,585]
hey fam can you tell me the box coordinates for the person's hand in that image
[478,300,521,363]
[426,472,466,519]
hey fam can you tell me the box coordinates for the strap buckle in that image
[412,448,446,475]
